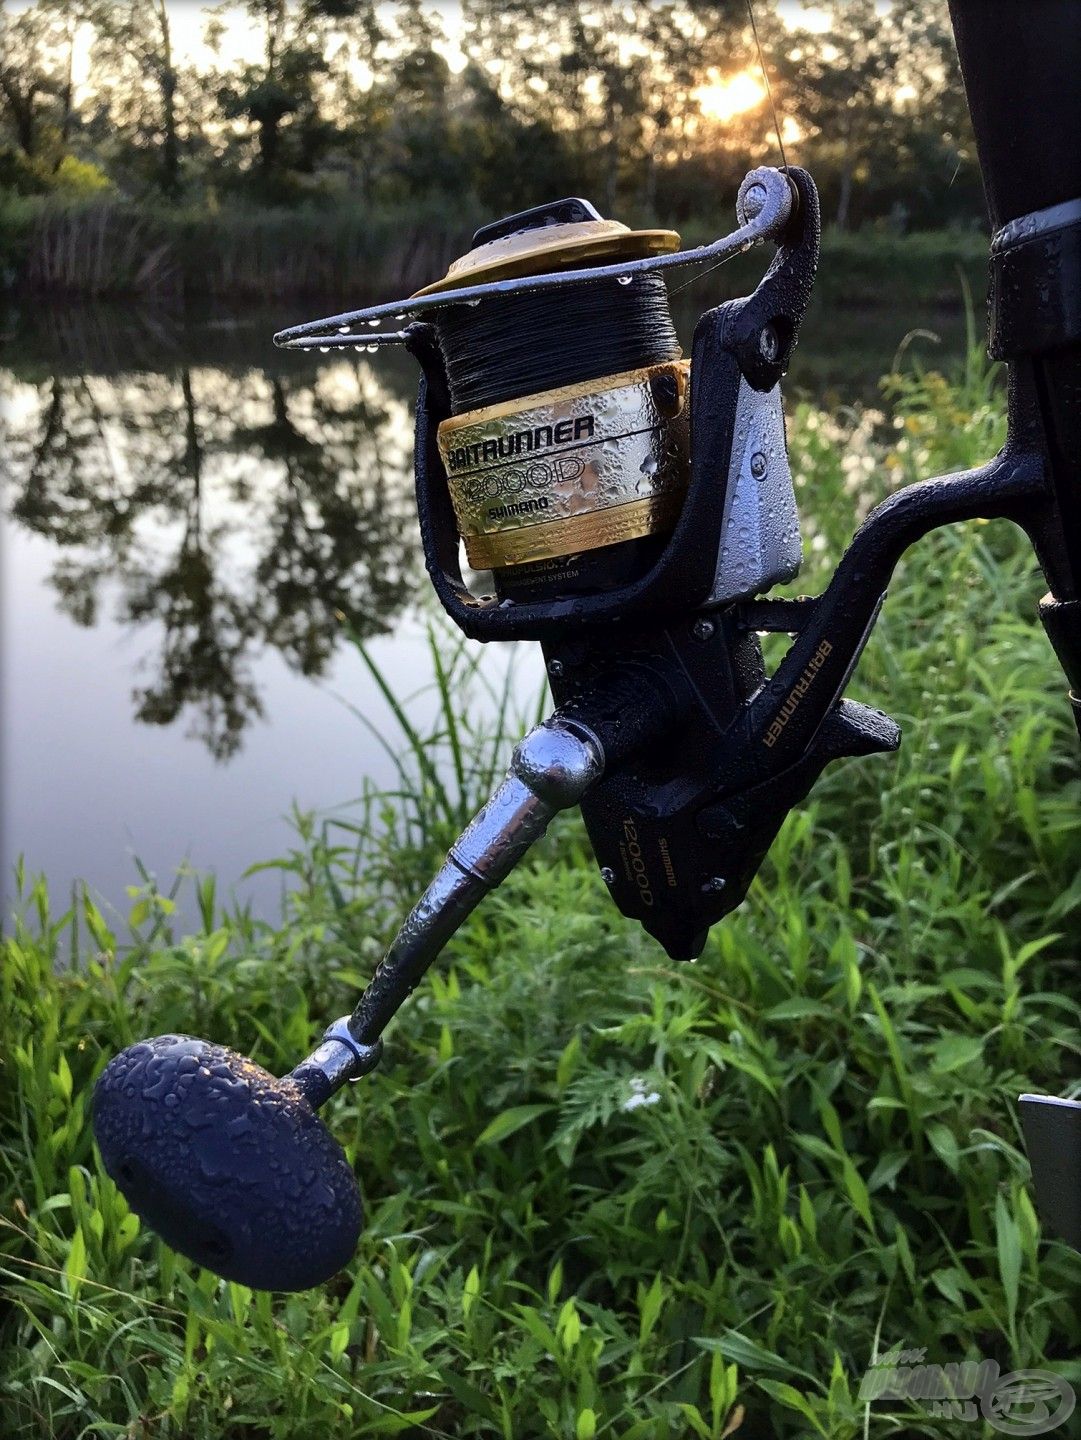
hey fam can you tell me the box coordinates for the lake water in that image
[0,287,969,927]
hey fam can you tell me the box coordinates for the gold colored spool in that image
[438,362,690,569]
[413,219,680,298]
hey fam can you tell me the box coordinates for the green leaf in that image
[757,1379,827,1434]
[996,1191,1021,1337]
[513,1305,561,1358]
[437,1369,499,1424]
[763,998,831,1021]
[128,897,152,928]
[638,1273,664,1344]
[841,1157,876,1233]
[675,1403,711,1439]
[462,1264,480,1318]
[365,1407,439,1434]
[556,1031,581,1090]
[557,1297,581,1350]
[931,1268,966,1308]
[867,1151,908,1192]
[117,1212,140,1249]
[476,1104,554,1145]
[894,1224,916,1288]
[931,1033,984,1072]
[927,1122,960,1174]
[64,1225,86,1299]
[576,1408,597,1440]
[547,1259,563,1304]
[694,1331,814,1382]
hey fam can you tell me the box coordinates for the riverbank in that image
[2,353,1078,1438]
[0,191,989,305]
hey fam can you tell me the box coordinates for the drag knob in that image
[92,1034,362,1291]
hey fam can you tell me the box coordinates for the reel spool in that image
[270,165,805,637]
[422,199,690,601]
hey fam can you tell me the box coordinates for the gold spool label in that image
[437,362,690,569]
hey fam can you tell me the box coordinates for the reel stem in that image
[289,719,601,1106]
[289,665,689,1106]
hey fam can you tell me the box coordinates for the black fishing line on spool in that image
[434,272,680,414]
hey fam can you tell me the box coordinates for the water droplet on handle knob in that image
[92,1035,362,1291]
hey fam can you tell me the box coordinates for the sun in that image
[694,69,767,124]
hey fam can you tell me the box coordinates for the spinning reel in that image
[94,7,1081,1286]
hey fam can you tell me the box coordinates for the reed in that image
[1,194,988,305]
[23,201,180,298]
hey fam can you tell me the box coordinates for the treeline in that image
[0,0,981,233]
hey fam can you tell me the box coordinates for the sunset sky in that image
[9,0,832,126]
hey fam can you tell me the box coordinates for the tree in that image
[87,0,185,194]
[314,0,386,199]
[209,0,373,192]
[460,1,749,217]
[776,0,890,229]
[777,0,975,231]
[381,0,460,198]
[0,1,81,166]
[3,349,418,758]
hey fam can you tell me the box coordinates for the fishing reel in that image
[94,161,1080,1289]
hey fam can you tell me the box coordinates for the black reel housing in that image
[410,170,817,642]
[408,169,898,958]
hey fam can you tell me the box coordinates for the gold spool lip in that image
[412,220,681,298]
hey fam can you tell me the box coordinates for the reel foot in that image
[93,1034,362,1291]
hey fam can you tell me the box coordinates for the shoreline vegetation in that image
[0,194,990,304]
[3,347,1080,1438]
[1,0,989,312]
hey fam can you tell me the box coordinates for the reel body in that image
[405,166,894,959]
[93,134,1081,1288]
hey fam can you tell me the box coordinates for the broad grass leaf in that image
[694,1331,813,1382]
[476,1104,554,1145]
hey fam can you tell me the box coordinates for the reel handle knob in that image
[92,1035,362,1291]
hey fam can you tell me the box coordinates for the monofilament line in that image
[747,0,789,173]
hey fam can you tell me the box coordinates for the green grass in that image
[2,343,1080,1439]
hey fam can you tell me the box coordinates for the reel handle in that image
[290,717,604,1106]
[94,675,683,1288]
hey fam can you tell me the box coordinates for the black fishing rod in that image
[92,0,1079,1289]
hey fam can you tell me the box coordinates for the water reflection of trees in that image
[2,355,418,759]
